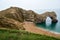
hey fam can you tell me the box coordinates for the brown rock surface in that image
[0,16,25,30]
[0,7,58,29]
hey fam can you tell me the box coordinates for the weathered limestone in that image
[43,11,58,23]
[0,7,58,23]
[0,7,25,22]
[34,11,58,23]
[24,10,36,22]
[0,16,25,30]
[0,7,58,29]
[35,14,47,23]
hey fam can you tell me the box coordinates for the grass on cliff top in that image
[0,29,60,40]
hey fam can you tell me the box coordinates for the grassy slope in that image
[0,29,60,40]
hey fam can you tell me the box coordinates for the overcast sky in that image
[0,0,60,10]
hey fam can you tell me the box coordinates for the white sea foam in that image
[38,27,60,34]
[44,29,60,34]
[49,31,60,34]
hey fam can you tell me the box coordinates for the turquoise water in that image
[36,9,60,33]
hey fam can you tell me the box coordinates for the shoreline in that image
[40,27,60,35]
[23,21,60,38]
[36,26,60,34]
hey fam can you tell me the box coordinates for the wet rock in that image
[52,19,58,23]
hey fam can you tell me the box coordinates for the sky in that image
[0,0,60,10]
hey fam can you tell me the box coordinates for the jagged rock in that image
[0,7,24,22]
[34,13,48,23]
[0,16,25,30]
[35,11,58,23]
[24,10,36,22]
[44,11,58,23]
[0,7,58,29]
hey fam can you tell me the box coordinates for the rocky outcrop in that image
[23,10,37,22]
[34,11,58,23]
[0,16,25,30]
[0,7,58,29]
[0,7,24,22]
[41,11,58,23]
[35,13,47,23]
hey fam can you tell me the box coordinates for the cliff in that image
[0,7,58,30]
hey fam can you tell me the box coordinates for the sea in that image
[35,9,60,33]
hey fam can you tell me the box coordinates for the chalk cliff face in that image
[0,7,58,29]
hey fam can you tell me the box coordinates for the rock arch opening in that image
[35,11,58,23]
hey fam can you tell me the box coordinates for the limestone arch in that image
[43,11,58,23]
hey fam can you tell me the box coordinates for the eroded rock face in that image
[35,14,47,23]
[35,11,58,23]
[0,7,24,22]
[0,16,25,30]
[24,10,36,22]
[44,11,58,23]
[0,7,58,29]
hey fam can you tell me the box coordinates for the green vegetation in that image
[0,29,60,40]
